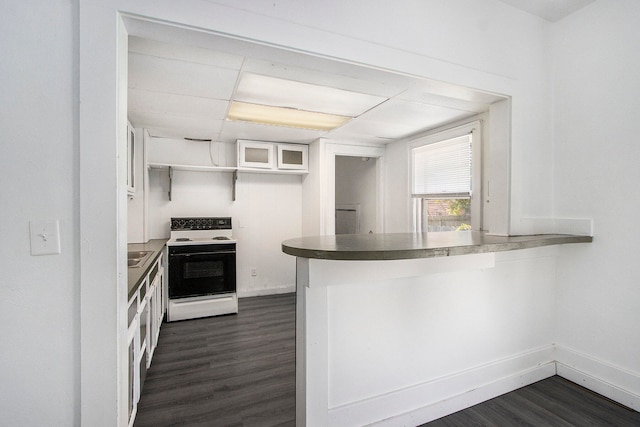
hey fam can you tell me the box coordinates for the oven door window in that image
[169,252,236,299]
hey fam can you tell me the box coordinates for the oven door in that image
[168,244,236,299]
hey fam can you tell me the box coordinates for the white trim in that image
[322,345,640,426]
[329,345,557,427]
[556,346,640,411]
[325,143,386,235]
[237,285,296,298]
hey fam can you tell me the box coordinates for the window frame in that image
[409,121,482,232]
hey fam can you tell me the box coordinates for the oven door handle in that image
[170,250,236,257]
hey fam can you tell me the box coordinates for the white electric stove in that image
[166,217,237,321]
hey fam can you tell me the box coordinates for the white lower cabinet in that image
[127,251,165,427]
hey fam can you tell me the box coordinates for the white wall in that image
[147,139,301,296]
[552,0,640,406]
[302,139,325,237]
[335,156,377,234]
[0,0,78,425]
[384,140,412,233]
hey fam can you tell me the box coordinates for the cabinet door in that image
[277,143,308,170]
[127,331,135,423]
[238,140,274,169]
[127,316,140,427]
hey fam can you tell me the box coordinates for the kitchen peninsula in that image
[282,232,592,426]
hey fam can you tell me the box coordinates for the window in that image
[411,121,481,232]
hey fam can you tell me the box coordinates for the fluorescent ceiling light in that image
[227,101,351,131]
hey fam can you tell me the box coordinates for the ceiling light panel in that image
[233,73,387,117]
[228,101,350,131]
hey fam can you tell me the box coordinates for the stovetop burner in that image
[168,217,235,247]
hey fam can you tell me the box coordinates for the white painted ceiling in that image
[127,19,509,145]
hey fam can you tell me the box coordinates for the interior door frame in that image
[325,143,385,235]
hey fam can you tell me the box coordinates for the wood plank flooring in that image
[134,293,295,427]
[135,293,639,427]
[423,375,640,427]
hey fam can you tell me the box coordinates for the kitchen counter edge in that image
[281,232,592,261]
[127,239,168,300]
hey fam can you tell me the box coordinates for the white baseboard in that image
[328,344,640,426]
[556,346,640,411]
[237,284,295,298]
[329,346,557,427]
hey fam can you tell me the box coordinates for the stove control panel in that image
[170,217,232,231]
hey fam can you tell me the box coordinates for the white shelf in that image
[148,163,236,173]
[148,163,307,175]
[147,163,307,202]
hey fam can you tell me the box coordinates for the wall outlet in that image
[251,268,257,277]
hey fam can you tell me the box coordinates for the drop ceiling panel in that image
[220,120,324,144]
[234,73,387,117]
[330,117,419,140]
[359,99,474,130]
[147,128,218,141]
[397,89,491,114]
[242,58,410,99]
[128,89,229,122]
[332,100,475,140]
[128,53,239,100]
[129,36,244,70]
[128,111,224,139]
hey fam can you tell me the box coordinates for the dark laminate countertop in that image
[127,239,167,300]
[282,231,592,261]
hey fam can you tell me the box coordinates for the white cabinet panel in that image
[278,143,308,170]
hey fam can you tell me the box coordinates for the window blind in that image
[412,133,472,198]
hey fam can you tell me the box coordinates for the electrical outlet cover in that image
[30,220,61,256]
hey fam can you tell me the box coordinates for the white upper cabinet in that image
[237,140,308,174]
[277,143,308,170]
[238,140,274,169]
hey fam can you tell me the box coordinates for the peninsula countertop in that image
[282,231,592,261]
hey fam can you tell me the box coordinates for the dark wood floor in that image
[134,293,296,427]
[135,293,639,427]
[424,375,640,427]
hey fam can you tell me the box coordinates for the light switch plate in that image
[30,220,61,256]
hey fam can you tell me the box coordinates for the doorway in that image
[335,156,378,234]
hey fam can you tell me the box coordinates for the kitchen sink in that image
[128,251,152,268]
[128,251,150,259]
